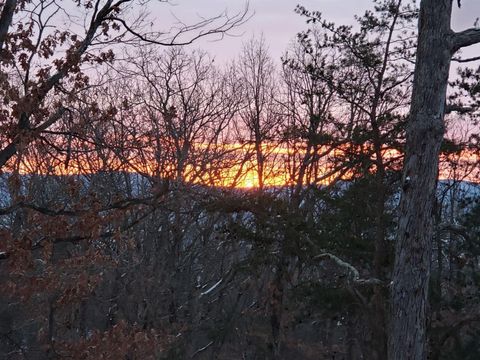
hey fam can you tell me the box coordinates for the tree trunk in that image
[0,0,17,52]
[269,255,286,359]
[389,1,453,359]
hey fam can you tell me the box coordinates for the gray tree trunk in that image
[389,1,452,359]
[389,0,480,358]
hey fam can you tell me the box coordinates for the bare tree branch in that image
[0,107,67,168]
[436,222,470,241]
[315,253,383,285]
[191,341,214,358]
[452,28,480,51]
[107,3,251,47]
[445,104,474,114]
[451,55,480,63]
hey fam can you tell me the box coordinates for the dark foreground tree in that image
[390,1,480,359]
[0,0,248,170]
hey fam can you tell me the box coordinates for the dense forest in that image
[1,0,480,359]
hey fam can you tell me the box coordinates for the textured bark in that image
[390,5,480,356]
[0,0,17,52]
[389,1,453,359]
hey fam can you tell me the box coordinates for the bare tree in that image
[0,0,249,170]
[236,36,280,190]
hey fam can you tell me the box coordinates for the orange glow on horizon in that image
[6,142,480,189]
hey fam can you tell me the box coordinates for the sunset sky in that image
[162,0,480,63]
